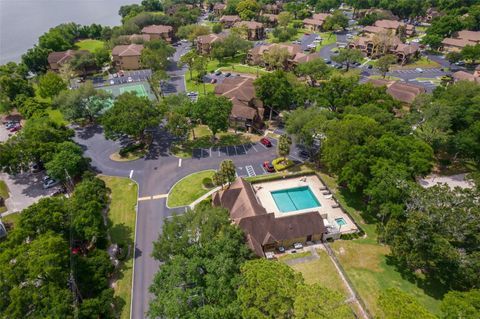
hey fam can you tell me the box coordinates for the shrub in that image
[272,157,294,171]
[202,177,214,189]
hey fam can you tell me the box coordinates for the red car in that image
[260,137,272,147]
[263,161,275,173]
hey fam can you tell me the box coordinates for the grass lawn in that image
[109,150,146,162]
[416,77,442,84]
[100,176,138,319]
[0,180,9,214]
[171,125,256,158]
[391,57,440,70]
[167,170,216,207]
[316,32,337,51]
[75,39,105,53]
[368,75,402,81]
[288,249,349,297]
[316,171,444,316]
[331,240,443,317]
[278,251,312,262]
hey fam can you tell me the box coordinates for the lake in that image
[0,0,142,64]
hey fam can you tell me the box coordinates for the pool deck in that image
[253,175,357,233]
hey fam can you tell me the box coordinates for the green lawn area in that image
[278,251,311,262]
[75,39,105,53]
[391,57,440,70]
[100,176,138,319]
[171,125,256,158]
[287,249,349,297]
[368,75,402,81]
[0,180,9,214]
[316,32,337,51]
[316,171,444,316]
[167,170,215,207]
[416,77,442,84]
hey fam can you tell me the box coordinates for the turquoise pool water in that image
[335,217,347,226]
[271,186,321,213]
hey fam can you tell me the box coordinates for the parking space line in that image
[209,147,212,157]
[259,142,268,150]
[242,144,247,154]
[250,143,259,152]
[260,165,267,174]
[234,146,238,155]
[218,147,221,157]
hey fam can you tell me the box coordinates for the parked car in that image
[277,246,285,253]
[110,80,115,85]
[9,124,21,132]
[299,150,309,159]
[324,59,331,64]
[455,61,465,66]
[215,70,222,76]
[118,70,125,77]
[43,177,60,189]
[367,64,373,69]
[260,137,272,147]
[263,161,275,173]
[225,72,231,77]
[210,78,217,84]
[31,162,44,173]
[415,68,424,73]
[187,91,198,97]
[127,76,133,82]
[293,242,303,249]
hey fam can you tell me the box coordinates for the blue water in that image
[335,217,347,226]
[271,186,321,213]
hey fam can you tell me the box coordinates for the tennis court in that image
[98,81,156,100]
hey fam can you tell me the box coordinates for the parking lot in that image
[192,138,278,159]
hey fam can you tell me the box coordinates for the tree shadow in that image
[74,124,103,140]
[338,187,377,224]
[385,255,448,300]
[108,222,133,249]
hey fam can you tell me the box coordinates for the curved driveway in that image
[74,125,278,319]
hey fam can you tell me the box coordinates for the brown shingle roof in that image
[363,25,386,34]
[220,15,241,22]
[453,71,479,82]
[366,79,425,103]
[197,33,225,44]
[47,50,86,64]
[374,19,403,29]
[112,44,144,57]
[262,14,278,22]
[442,37,474,48]
[213,3,226,10]
[393,43,419,55]
[312,13,331,21]
[238,211,326,256]
[141,24,173,34]
[303,18,324,27]
[250,43,301,58]
[292,52,320,64]
[129,34,151,42]
[457,30,480,42]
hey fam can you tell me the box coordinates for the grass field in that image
[100,176,138,319]
[391,57,440,70]
[75,39,105,52]
[0,180,9,214]
[278,251,312,262]
[167,170,216,207]
[100,81,156,100]
[368,75,402,81]
[288,249,349,296]
[316,171,444,316]
[316,32,337,51]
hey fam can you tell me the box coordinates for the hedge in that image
[272,157,294,171]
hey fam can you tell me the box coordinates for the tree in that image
[263,46,291,70]
[323,10,349,31]
[210,32,252,62]
[38,71,67,99]
[219,159,236,186]
[445,51,463,65]
[236,0,260,20]
[254,70,297,121]
[378,288,437,319]
[18,197,68,238]
[21,45,50,73]
[295,58,331,86]
[461,44,480,64]
[54,82,111,122]
[45,141,90,181]
[194,94,232,139]
[102,92,160,142]
[94,47,111,66]
[237,259,301,318]
[178,49,199,80]
[141,39,174,71]
[375,54,396,78]
[70,52,97,78]
[177,24,211,42]
[315,74,359,112]
[149,205,252,318]
[278,11,292,28]
[294,284,354,319]
[18,97,49,119]
[277,134,292,161]
[141,0,162,11]
[212,23,223,34]
[331,48,363,71]
[441,289,480,319]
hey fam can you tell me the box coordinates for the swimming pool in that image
[271,186,321,213]
[335,217,347,226]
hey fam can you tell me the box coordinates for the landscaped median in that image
[167,170,216,208]
[100,176,138,319]
[0,180,9,213]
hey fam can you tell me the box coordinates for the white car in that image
[43,177,60,189]
[293,243,303,250]
[127,76,133,82]
[315,36,322,41]
[415,68,424,73]
[110,80,115,85]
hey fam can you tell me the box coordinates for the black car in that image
[367,64,373,69]
[215,70,222,76]
[225,72,231,77]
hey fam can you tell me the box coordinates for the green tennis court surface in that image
[97,81,156,100]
